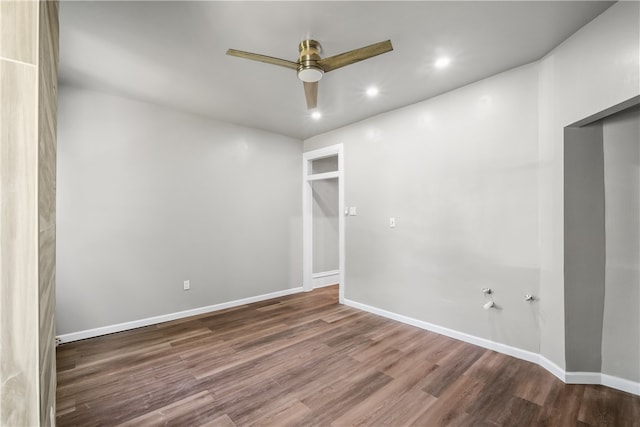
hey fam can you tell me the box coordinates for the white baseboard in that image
[565,371,640,396]
[57,288,640,397]
[312,270,339,288]
[344,299,540,365]
[601,373,640,396]
[344,298,640,396]
[57,287,304,344]
[565,371,602,384]
[538,355,567,382]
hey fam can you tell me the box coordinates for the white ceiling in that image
[59,1,614,140]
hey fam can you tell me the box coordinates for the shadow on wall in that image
[564,98,640,382]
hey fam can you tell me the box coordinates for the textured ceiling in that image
[59,1,614,140]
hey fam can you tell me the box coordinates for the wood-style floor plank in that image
[57,285,640,426]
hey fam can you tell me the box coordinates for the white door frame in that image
[302,144,345,303]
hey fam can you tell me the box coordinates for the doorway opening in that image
[302,144,345,303]
[564,96,639,380]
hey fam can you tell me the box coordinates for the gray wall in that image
[563,106,640,379]
[306,63,541,353]
[563,124,605,373]
[312,178,339,273]
[304,2,640,375]
[536,0,639,369]
[57,86,302,335]
[601,107,640,382]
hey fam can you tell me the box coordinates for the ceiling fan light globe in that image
[298,67,324,83]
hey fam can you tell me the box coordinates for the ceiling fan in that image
[226,39,393,110]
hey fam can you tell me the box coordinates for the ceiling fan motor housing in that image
[297,40,324,82]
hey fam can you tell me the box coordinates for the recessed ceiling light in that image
[434,57,451,69]
[366,86,379,97]
[311,111,322,120]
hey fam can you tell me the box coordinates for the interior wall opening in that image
[564,100,639,381]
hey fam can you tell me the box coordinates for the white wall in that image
[601,106,640,382]
[537,0,640,369]
[306,63,541,353]
[57,86,302,335]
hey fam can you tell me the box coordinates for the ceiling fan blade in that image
[318,40,393,73]
[226,49,299,70]
[304,81,318,109]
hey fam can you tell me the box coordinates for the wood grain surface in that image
[57,286,640,426]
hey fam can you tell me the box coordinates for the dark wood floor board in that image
[191,320,331,380]
[319,305,361,324]
[330,360,438,427]
[421,345,486,397]
[464,356,524,420]
[198,306,273,331]
[160,326,212,348]
[375,386,438,426]
[232,318,326,352]
[63,339,173,374]
[298,370,394,426]
[57,349,182,395]
[178,341,236,373]
[71,325,171,355]
[57,285,640,427]
[578,385,640,426]
[390,327,443,354]
[169,333,228,358]
[349,324,424,363]
[536,382,587,426]
[512,361,557,407]
[352,344,406,374]
[318,315,388,353]
[363,319,410,342]
[463,349,512,382]
[381,340,440,379]
[205,377,289,423]
[55,345,79,371]
[411,369,485,426]
[277,291,337,311]
[55,396,75,418]
[492,395,542,426]
[269,348,362,401]
[246,398,312,427]
[197,339,332,401]
[202,414,237,427]
[117,389,216,427]
[281,304,350,328]
[410,402,477,427]
[62,368,197,425]
[421,335,468,364]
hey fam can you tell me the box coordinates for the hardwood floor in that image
[57,286,640,426]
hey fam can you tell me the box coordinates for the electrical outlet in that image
[55,337,61,346]
[183,280,190,291]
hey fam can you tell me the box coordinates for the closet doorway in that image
[302,144,345,303]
